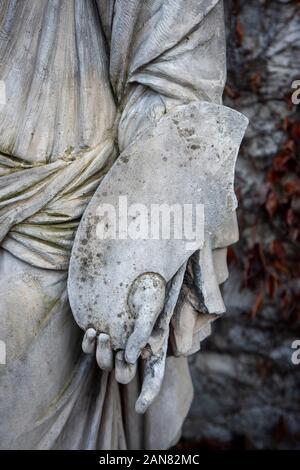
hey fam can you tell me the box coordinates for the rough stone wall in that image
[182,0,300,449]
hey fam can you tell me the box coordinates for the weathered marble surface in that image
[0,0,247,449]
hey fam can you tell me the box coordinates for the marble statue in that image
[0,0,248,449]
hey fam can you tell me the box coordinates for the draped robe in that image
[0,0,232,449]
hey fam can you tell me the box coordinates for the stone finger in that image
[125,273,166,364]
[82,327,97,354]
[96,333,113,371]
[115,350,137,384]
[135,337,168,414]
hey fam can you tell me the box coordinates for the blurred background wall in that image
[182,0,300,450]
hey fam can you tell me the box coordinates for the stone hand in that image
[80,268,184,413]
[81,271,165,367]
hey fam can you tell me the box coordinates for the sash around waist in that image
[0,140,115,270]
